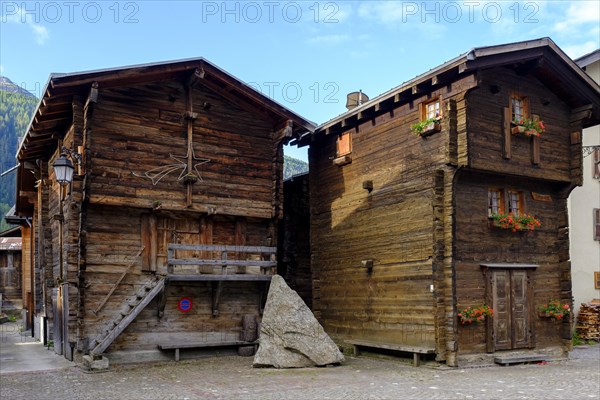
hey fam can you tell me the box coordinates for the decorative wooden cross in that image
[133,69,209,207]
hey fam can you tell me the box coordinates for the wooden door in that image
[490,269,532,351]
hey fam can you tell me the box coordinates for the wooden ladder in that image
[90,276,165,356]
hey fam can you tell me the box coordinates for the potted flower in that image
[458,304,493,325]
[411,117,441,136]
[511,118,545,137]
[490,212,541,232]
[539,300,570,321]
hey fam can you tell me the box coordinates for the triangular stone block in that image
[253,275,344,368]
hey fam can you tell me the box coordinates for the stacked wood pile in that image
[576,301,600,341]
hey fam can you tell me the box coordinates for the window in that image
[510,94,529,122]
[595,272,600,289]
[426,100,441,119]
[594,208,600,241]
[422,98,442,120]
[507,190,523,216]
[488,189,504,216]
[336,132,352,157]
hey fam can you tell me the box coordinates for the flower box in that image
[458,304,493,325]
[420,122,441,136]
[511,125,526,135]
[490,213,541,232]
[539,300,570,321]
[411,118,441,136]
[511,118,545,137]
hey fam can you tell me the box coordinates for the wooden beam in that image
[169,259,276,267]
[357,106,375,121]
[167,274,273,282]
[570,104,593,123]
[86,82,98,107]
[168,244,275,253]
[274,119,293,140]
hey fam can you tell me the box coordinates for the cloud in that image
[2,5,49,45]
[30,24,49,45]
[355,1,446,37]
[307,34,349,45]
[357,1,407,24]
[553,1,600,33]
[562,41,599,60]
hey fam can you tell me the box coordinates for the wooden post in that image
[185,84,194,208]
[503,107,512,159]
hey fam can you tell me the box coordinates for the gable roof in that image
[297,37,600,146]
[575,49,600,68]
[17,57,316,162]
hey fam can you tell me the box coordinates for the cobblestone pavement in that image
[1,344,598,400]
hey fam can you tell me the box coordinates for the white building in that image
[570,49,600,317]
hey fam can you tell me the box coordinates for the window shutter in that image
[593,148,600,180]
[503,107,511,159]
[336,132,352,157]
[595,209,600,241]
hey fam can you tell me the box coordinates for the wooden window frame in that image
[488,188,505,216]
[506,190,524,216]
[595,271,600,289]
[510,93,529,123]
[420,97,443,121]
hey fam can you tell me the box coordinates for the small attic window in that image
[511,94,529,122]
[413,98,442,136]
[333,131,352,166]
[424,99,441,120]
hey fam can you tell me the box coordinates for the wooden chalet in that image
[0,228,23,312]
[13,58,314,362]
[296,38,600,366]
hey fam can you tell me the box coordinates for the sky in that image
[1,0,599,161]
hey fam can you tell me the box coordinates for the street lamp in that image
[53,152,75,185]
[51,147,80,358]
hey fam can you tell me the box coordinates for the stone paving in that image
[1,342,599,400]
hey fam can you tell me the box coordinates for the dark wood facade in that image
[300,38,600,366]
[278,173,312,307]
[14,59,313,361]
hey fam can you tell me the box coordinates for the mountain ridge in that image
[0,76,37,98]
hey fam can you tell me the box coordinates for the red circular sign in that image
[178,297,192,312]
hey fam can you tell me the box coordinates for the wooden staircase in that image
[90,276,165,356]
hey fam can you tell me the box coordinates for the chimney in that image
[345,90,369,110]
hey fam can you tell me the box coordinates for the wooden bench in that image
[158,341,258,361]
[345,340,435,367]
[494,354,548,366]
